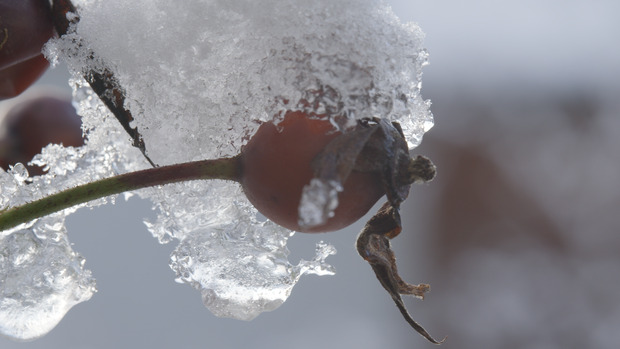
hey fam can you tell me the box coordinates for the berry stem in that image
[0,156,241,232]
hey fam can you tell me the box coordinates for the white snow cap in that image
[53,0,432,163]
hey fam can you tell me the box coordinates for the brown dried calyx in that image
[313,117,444,344]
[357,202,445,344]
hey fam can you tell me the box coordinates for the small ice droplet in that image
[296,241,337,276]
[8,163,30,183]
[419,48,430,67]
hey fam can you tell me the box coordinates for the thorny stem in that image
[0,156,241,232]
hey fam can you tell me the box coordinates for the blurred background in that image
[2,0,620,348]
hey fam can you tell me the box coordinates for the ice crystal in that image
[0,217,95,341]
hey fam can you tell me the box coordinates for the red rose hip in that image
[0,0,55,100]
[0,95,85,176]
[240,111,385,232]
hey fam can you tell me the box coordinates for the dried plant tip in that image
[404,155,436,184]
[393,292,446,345]
[51,0,156,167]
[51,0,78,34]
[357,203,445,344]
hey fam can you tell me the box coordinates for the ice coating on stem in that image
[30,0,431,326]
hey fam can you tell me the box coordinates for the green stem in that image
[0,156,242,232]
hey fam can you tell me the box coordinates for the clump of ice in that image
[1,0,432,337]
[0,80,147,340]
[170,223,336,320]
[0,217,95,341]
[141,181,337,319]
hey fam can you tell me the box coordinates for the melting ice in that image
[0,0,432,340]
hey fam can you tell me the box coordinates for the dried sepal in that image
[357,203,445,344]
[314,118,442,343]
[404,155,436,184]
[310,119,381,184]
[310,118,424,205]
[355,119,413,206]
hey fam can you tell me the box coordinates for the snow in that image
[52,0,431,162]
[0,0,432,340]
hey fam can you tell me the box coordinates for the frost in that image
[0,0,432,337]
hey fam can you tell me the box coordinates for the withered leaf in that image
[357,203,445,344]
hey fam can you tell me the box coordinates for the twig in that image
[0,156,241,232]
